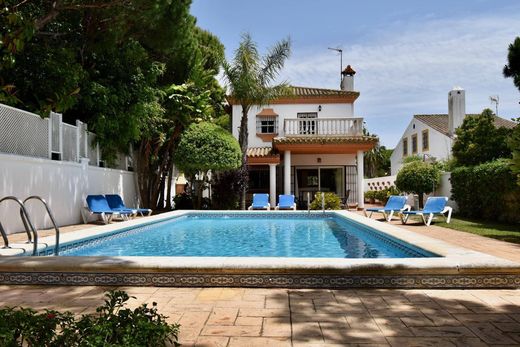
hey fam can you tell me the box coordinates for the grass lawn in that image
[436,217,520,244]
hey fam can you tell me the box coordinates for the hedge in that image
[451,159,520,223]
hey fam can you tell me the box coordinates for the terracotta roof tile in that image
[227,86,359,105]
[256,108,278,116]
[290,86,359,98]
[414,114,517,136]
[246,147,279,158]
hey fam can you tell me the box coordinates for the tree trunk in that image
[418,192,424,209]
[238,106,249,210]
[195,172,207,210]
[165,164,174,210]
[136,124,181,210]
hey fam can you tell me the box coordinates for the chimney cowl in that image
[341,65,356,76]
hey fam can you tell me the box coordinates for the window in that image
[256,116,278,134]
[297,112,317,135]
[411,134,418,154]
[402,138,408,157]
[422,129,429,151]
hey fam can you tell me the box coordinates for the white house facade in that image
[390,87,516,175]
[230,66,377,208]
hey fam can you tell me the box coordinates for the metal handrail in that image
[0,196,38,255]
[21,196,60,256]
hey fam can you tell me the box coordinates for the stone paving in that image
[3,285,520,346]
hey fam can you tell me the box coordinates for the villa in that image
[229,66,377,208]
[390,87,517,175]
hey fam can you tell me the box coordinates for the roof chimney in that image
[448,86,465,136]
[340,65,355,91]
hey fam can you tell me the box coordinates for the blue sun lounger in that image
[275,195,297,210]
[248,194,270,210]
[106,194,152,217]
[400,196,452,226]
[84,195,134,224]
[364,195,410,221]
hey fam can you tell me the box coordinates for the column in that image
[269,164,277,207]
[356,150,364,208]
[284,150,291,195]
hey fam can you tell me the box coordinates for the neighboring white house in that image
[390,87,517,175]
[229,65,377,208]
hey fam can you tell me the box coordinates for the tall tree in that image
[222,33,291,209]
[452,109,513,167]
[509,118,520,186]
[504,37,520,92]
[0,0,226,210]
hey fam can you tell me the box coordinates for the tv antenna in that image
[490,95,499,115]
[328,47,343,84]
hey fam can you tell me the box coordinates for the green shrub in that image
[374,190,387,202]
[173,192,193,210]
[365,187,400,205]
[451,159,520,223]
[364,190,375,201]
[310,192,341,210]
[211,169,246,209]
[0,290,180,347]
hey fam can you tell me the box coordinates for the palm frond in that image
[260,38,291,86]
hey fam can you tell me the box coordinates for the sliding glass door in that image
[295,167,344,207]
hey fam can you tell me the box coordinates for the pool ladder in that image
[306,192,326,214]
[0,196,60,256]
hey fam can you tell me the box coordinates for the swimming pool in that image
[3,210,520,289]
[57,213,436,258]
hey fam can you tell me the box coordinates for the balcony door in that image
[297,113,317,135]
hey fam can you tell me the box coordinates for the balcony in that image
[283,117,363,137]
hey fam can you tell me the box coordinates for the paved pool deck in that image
[2,210,520,345]
[4,285,520,346]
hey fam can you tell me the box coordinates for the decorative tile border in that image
[333,217,437,257]
[1,271,520,289]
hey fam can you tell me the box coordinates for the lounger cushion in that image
[86,195,115,214]
[278,195,295,208]
[106,194,150,214]
[251,194,269,208]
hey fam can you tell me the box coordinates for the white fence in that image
[0,103,139,234]
[0,103,132,170]
[364,173,458,211]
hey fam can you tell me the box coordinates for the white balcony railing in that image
[283,117,363,137]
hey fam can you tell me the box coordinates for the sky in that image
[191,0,520,147]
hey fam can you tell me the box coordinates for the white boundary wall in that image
[364,176,397,192]
[0,153,137,234]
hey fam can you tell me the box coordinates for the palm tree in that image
[362,126,384,178]
[222,33,291,209]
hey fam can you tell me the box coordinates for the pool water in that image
[59,214,436,258]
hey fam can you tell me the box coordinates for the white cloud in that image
[281,13,520,147]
